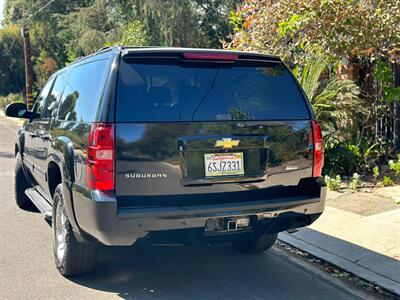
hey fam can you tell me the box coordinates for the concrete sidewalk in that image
[279,188,400,295]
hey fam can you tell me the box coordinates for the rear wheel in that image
[52,184,97,276]
[14,153,33,209]
[232,232,278,254]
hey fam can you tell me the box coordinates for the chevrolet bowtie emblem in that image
[215,138,240,149]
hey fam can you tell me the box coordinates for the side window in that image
[44,73,67,119]
[58,59,109,122]
[33,77,54,115]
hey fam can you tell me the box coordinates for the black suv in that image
[6,46,326,276]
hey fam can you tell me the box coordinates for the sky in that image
[0,0,4,27]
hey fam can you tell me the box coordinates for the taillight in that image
[86,123,114,191]
[311,120,324,177]
[182,52,238,61]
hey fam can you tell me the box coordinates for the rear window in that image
[58,59,109,122]
[116,59,309,122]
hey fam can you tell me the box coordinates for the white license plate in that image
[204,153,244,177]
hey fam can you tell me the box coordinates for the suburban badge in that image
[125,173,168,179]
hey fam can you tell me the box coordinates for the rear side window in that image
[116,59,309,122]
[58,59,109,122]
[44,72,67,119]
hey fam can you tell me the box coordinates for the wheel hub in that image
[54,200,67,263]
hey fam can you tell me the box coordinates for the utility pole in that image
[21,26,33,110]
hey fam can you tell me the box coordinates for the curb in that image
[279,232,400,296]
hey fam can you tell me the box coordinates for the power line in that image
[18,0,56,24]
[18,0,56,106]
[29,0,55,19]
[0,0,55,25]
[17,0,43,22]
[32,0,41,8]
[4,0,56,52]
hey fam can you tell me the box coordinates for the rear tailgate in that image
[115,52,314,207]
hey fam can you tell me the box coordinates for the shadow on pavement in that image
[67,243,357,300]
[0,151,15,159]
[20,203,40,213]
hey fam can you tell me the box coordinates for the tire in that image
[52,184,97,276]
[14,153,33,209]
[232,232,278,254]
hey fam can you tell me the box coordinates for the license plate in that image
[204,152,244,177]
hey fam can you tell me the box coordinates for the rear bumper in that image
[71,179,326,246]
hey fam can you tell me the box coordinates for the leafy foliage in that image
[373,166,380,179]
[33,51,58,87]
[350,173,361,190]
[3,0,90,65]
[0,25,25,96]
[56,0,116,58]
[324,175,341,191]
[382,176,394,187]
[2,0,91,93]
[324,137,381,176]
[228,0,400,64]
[0,93,24,110]
[194,0,240,48]
[388,155,400,177]
[111,20,148,47]
[0,0,240,96]
[374,61,400,103]
[294,55,365,145]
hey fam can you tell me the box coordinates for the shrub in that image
[228,0,400,64]
[324,138,381,176]
[388,155,400,177]
[350,173,361,190]
[325,175,341,191]
[373,166,380,180]
[33,52,58,88]
[382,176,394,187]
[293,55,365,146]
[0,93,24,111]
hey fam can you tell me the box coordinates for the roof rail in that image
[96,46,112,52]
[122,46,164,49]
[96,45,123,52]
[71,46,120,64]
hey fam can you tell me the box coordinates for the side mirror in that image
[5,102,40,120]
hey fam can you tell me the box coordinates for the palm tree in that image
[293,55,366,143]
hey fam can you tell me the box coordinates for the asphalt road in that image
[0,116,363,300]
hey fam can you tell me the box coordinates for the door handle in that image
[41,134,51,141]
[36,130,50,141]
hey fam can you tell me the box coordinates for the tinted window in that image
[34,77,54,115]
[58,59,109,122]
[44,72,67,118]
[116,60,309,122]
